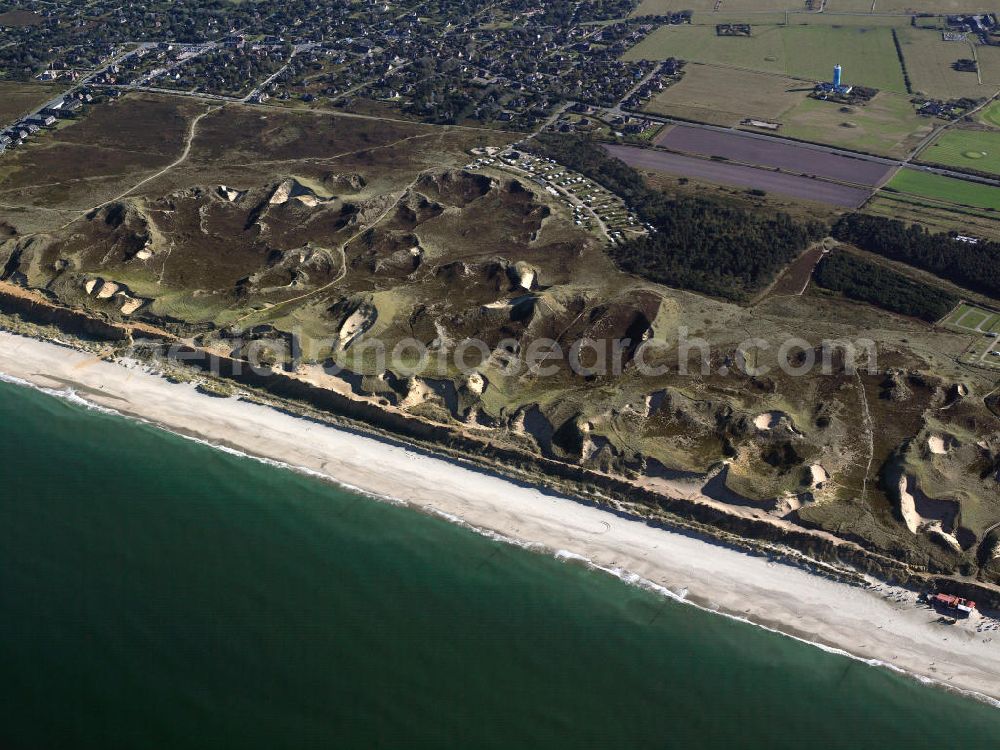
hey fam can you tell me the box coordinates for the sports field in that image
[919,129,1000,176]
[946,302,1000,367]
[943,302,1000,333]
[886,168,1000,211]
[624,23,908,94]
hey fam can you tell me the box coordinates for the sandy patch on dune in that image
[809,464,829,488]
[926,523,963,553]
[269,180,296,205]
[897,475,921,534]
[754,411,785,430]
[339,307,376,347]
[754,414,774,430]
[95,281,119,300]
[897,474,963,552]
[928,436,948,455]
[118,296,145,316]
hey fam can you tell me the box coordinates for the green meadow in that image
[886,168,1000,212]
[624,23,908,93]
[920,129,1000,177]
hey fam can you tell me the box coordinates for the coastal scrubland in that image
[1,93,999,602]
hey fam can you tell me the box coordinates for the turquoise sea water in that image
[0,378,998,749]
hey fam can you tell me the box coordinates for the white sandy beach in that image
[0,330,997,704]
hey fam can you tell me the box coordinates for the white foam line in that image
[419,497,1000,709]
[2,372,998,711]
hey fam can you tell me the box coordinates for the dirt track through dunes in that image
[605,145,872,208]
[656,126,894,187]
[61,104,218,229]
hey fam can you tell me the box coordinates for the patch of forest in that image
[832,213,1000,300]
[526,135,824,302]
[814,251,959,322]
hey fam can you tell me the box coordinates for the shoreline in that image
[0,330,998,706]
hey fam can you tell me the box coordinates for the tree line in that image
[831,213,1000,300]
[814,251,958,322]
[527,134,824,302]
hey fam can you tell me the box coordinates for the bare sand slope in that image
[0,331,997,704]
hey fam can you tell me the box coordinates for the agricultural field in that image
[606,143,872,206]
[624,22,908,94]
[641,167,843,224]
[631,0,930,13]
[895,26,1000,100]
[873,0,1000,12]
[968,42,1000,87]
[641,64,804,126]
[655,124,894,184]
[779,92,931,158]
[823,0,896,10]
[631,0,797,13]
[980,99,1000,128]
[885,167,1000,211]
[0,81,60,127]
[781,12,913,27]
[865,192,1000,240]
[918,128,1000,176]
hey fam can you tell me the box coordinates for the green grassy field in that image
[632,0,794,13]
[943,302,1000,332]
[980,100,1000,128]
[943,303,1000,368]
[780,92,930,158]
[642,64,805,126]
[867,192,996,222]
[874,0,1000,12]
[919,129,1000,176]
[866,189,1000,239]
[624,23,908,93]
[885,168,1000,211]
[895,26,1000,100]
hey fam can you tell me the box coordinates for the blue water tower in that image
[833,64,842,88]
